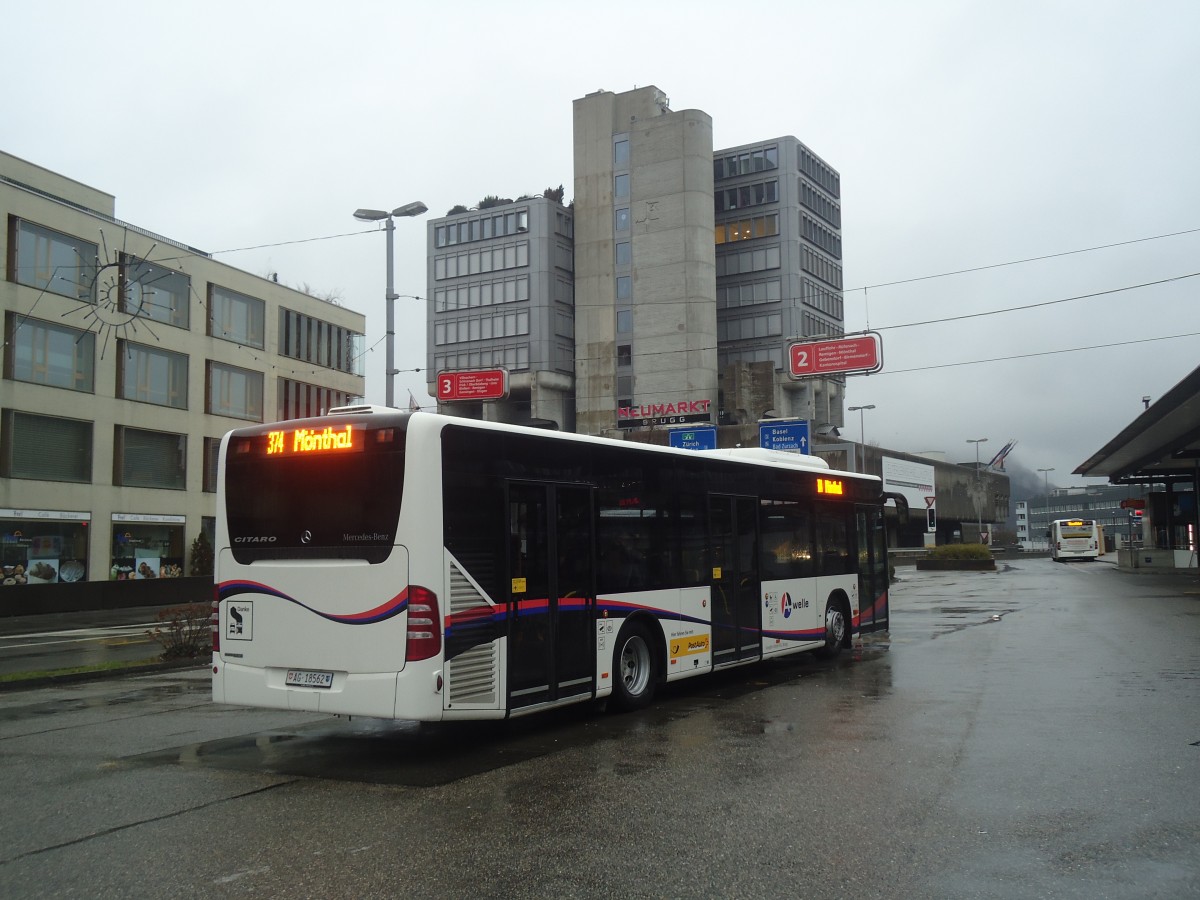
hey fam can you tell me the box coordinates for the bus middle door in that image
[506,482,595,711]
[709,494,761,667]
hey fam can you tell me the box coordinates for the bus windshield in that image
[223,421,405,564]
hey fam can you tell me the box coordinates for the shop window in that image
[0,516,91,586]
[110,516,185,580]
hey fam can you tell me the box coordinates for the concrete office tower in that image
[426,196,575,428]
[714,136,845,429]
[572,86,718,438]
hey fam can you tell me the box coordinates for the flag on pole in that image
[407,390,420,412]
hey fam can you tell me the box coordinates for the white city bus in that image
[1049,518,1103,561]
[212,408,890,720]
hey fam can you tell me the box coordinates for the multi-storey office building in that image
[426,197,575,428]
[1,151,364,588]
[714,136,845,426]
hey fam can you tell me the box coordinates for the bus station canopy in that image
[1075,364,1200,484]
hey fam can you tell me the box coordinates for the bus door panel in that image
[709,494,761,665]
[856,505,889,633]
[506,483,595,710]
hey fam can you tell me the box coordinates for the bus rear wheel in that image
[611,622,656,711]
[815,599,846,659]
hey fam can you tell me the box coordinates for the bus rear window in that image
[224,427,405,564]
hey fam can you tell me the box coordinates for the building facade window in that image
[117,341,188,409]
[717,278,783,309]
[121,254,190,329]
[716,245,782,276]
[5,313,94,392]
[434,275,529,311]
[208,285,265,349]
[433,207,534,248]
[715,214,779,245]
[799,147,840,198]
[278,378,357,421]
[8,217,97,301]
[714,146,779,180]
[434,241,529,280]
[1,410,92,483]
[279,308,364,375]
[615,241,631,266]
[614,174,630,200]
[114,426,186,490]
[715,180,779,212]
[615,208,630,232]
[613,138,630,167]
[203,437,221,493]
[799,181,841,228]
[434,310,529,346]
[206,361,263,421]
[802,214,842,259]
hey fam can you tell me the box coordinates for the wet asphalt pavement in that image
[0,558,1197,898]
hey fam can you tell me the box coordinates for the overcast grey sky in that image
[6,1,1199,492]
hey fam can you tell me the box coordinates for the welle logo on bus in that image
[265,424,363,456]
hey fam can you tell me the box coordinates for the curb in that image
[0,658,208,693]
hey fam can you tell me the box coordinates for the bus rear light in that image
[406,585,441,662]
[211,591,221,654]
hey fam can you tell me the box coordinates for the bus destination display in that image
[266,424,362,456]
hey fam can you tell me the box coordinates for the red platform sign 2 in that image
[788,333,882,378]
[437,369,509,401]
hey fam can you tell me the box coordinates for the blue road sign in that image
[669,425,718,451]
[759,420,810,453]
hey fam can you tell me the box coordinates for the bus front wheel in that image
[815,599,846,659]
[611,622,656,711]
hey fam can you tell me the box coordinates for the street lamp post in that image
[353,201,428,408]
[1037,467,1055,550]
[847,404,875,473]
[966,438,988,544]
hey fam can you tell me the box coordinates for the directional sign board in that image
[788,333,882,378]
[436,369,509,402]
[669,425,718,451]
[759,420,810,454]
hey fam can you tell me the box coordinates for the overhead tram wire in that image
[844,225,1200,293]
[871,271,1200,332]
[882,330,1200,376]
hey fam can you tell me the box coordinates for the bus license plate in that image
[285,669,334,689]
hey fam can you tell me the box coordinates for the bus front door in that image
[506,483,595,711]
[709,494,761,666]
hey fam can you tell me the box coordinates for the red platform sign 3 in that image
[788,334,882,378]
[437,369,509,401]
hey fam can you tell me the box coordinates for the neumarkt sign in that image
[617,399,712,429]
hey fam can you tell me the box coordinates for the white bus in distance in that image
[212,407,890,721]
[1048,518,1103,561]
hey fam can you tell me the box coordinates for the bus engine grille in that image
[446,561,499,707]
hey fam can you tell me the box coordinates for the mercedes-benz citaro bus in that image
[1049,518,1103,561]
[212,407,890,721]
